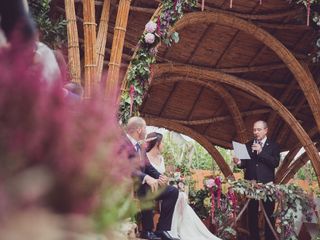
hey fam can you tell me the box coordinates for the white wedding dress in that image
[149,158,221,240]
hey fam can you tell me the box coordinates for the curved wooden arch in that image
[152,76,249,143]
[151,63,320,185]
[280,143,320,184]
[144,117,234,178]
[275,127,318,183]
[168,12,320,132]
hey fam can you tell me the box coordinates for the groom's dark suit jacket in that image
[122,135,160,185]
[121,135,179,231]
[239,138,280,184]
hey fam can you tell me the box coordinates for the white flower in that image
[144,33,155,44]
[145,21,157,33]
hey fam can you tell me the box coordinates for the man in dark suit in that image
[124,116,179,240]
[233,120,280,240]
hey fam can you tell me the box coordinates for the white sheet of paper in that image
[232,141,251,159]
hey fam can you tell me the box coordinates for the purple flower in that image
[145,21,157,33]
[144,33,155,44]
[205,179,215,188]
[149,47,158,56]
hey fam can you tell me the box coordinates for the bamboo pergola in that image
[57,0,320,185]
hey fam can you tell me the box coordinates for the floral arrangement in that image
[189,176,237,240]
[0,43,136,238]
[189,177,317,240]
[119,0,197,123]
[231,180,316,240]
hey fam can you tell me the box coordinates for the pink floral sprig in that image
[215,176,222,209]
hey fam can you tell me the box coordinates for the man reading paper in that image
[233,120,280,240]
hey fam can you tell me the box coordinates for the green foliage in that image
[120,0,197,123]
[29,0,67,48]
[93,186,138,232]
[161,131,221,171]
[295,161,317,181]
[189,181,237,239]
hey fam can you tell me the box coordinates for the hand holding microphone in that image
[251,138,262,154]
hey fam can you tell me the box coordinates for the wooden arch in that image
[144,117,234,178]
[169,11,320,132]
[281,142,320,184]
[151,63,320,185]
[275,127,318,183]
[151,76,249,143]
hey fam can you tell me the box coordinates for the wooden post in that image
[83,0,97,98]
[64,0,81,84]
[105,0,131,98]
[96,0,111,82]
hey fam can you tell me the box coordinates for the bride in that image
[145,132,221,240]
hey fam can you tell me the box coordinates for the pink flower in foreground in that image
[144,33,155,44]
[145,21,157,33]
[205,179,215,188]
[0,43,133,219]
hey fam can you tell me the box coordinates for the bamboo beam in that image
[103,60,128,68]
[83,0,97,98]
[64,0,81,84]
[96,0,111,81]
[105,0,132,98]
[56,6,136,51]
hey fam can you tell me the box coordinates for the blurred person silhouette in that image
[0,0,36,45]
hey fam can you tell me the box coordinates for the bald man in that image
[233,120,280,240]
[124,117,179,240]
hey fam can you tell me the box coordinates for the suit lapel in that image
[260,138,270,154]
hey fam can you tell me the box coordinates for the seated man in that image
[123,116,179,240]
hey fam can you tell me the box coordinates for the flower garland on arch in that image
[120,0,320,123]
[119,0,197,123]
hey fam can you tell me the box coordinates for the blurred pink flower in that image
[144,33,155,44]
[145,21,157,33]
[0,43,133,220]
[205,179,215,188]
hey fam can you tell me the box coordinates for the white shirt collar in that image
[126,133,139,150]
[260,136,267,147]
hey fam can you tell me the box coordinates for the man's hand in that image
[233,157,241,165]
[158,174,168,187]
[144,175,159,192]
[251,143,262,154]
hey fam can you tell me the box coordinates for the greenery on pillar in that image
[29,0,67,48]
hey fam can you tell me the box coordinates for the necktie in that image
[135,143,141,152]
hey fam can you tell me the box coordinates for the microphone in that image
[252,138,258,155]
